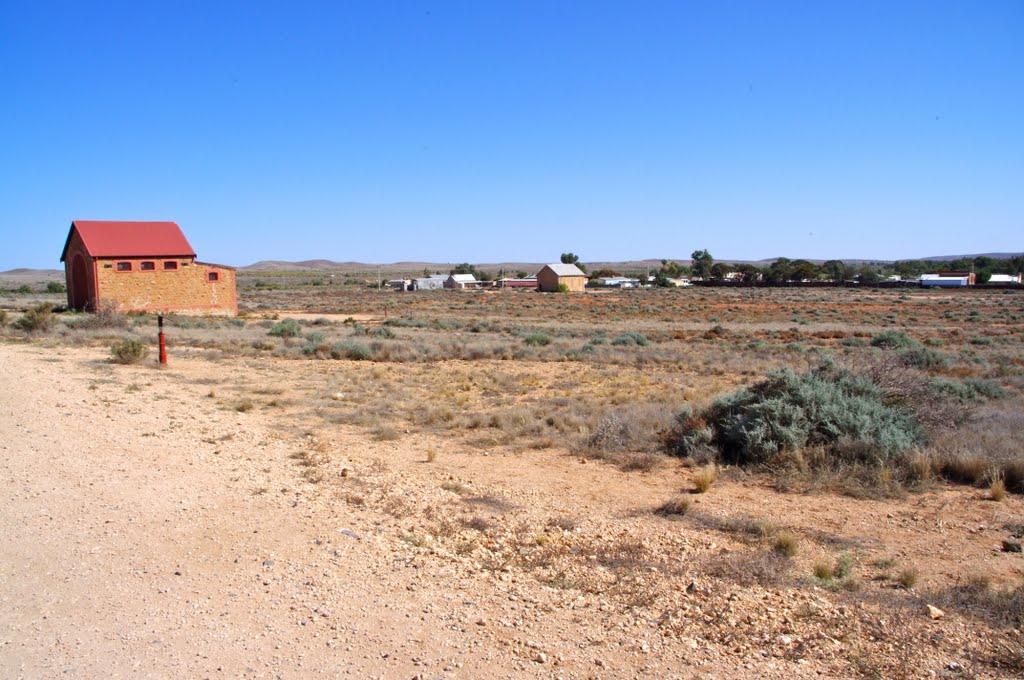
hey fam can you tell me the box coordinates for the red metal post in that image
[158,315,167,365]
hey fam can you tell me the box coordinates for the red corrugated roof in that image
[61,220,197,261]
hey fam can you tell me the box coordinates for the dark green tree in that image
[709,262,731,281]
[765,258,792,284]
[691,249,714,279]
[822,260,848,282]
[789,260,821,282]
[560,253,586,273]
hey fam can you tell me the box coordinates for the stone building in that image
[60,220,237,315]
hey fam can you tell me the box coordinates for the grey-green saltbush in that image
[269,318,301,338]
[669,361,925,466]
[899,346,948,370]
[871,331,919,350]
[523,332,552,346]
[611,331,650,347]
[330,341,372,361]
[930,378,1005,404]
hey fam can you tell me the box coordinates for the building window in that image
[207,271,220,282]
[140,261,155,271]
[163,261,178,270]
[116,262,132,272]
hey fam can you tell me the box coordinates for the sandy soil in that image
[1,343,1022,678]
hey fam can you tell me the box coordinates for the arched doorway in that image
[70,254,89,311]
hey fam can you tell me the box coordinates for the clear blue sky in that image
[1,1,1021,269]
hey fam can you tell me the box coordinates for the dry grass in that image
[773,532,798,557]
[897,566,919,589]
[692,464,717,493]
[656,495,691,517]
[989,476,1007,501]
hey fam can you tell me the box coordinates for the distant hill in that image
[1,268,63,276]
[916,253,1023,262]
[5,252,1020,279]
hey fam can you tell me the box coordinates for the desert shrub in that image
[268,318,302,337]
[330,341,373,360]
[585,406,671,454]
[656,496,691,517]
[934,455,989,486]
[369,326,395,339]
[556,283,570,293]
[668,360,924,466]
[703,550,792,587]
[899,346,948,370]
[936,581,1024,628]
[930,377,1005,404]
[80,299,130,329]
[611,331,650,347]
[110,338,149,364]
[13,303,54,333]
[301,332,332,357]
[16,284,31,294]
[871,331,919,350]
[968,336,993,346]
[0,310,7,327]
[523,331,552,346]
[46,281,65,293]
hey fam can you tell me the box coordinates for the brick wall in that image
[94,258,237,315]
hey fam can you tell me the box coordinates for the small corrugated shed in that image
[537,263,587,292]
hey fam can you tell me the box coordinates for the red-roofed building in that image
[61,220,237,315]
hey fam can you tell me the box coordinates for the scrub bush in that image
[870,331,919,350]
[668,360,925,466]
[330,341,372,360]
[13,303,54,333]
[110,338,149,364]
[930,378,1005,404]
[269,318,302,337]
[611,331,650,347]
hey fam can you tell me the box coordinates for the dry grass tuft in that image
[773,532,798,557]
[897,566,919,589]
[989,475,1007,502]
[656,496,691,517]
[692,464,717,493]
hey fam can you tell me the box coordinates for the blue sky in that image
[1,1,1021,269]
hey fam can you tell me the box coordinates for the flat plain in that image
[1,279,1022,678]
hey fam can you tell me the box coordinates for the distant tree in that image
[590,268,622,279]
[515,270,529,279]
[973,256,994,270]
[735,263,762,283]
[856,266,881,284]
[789,260,821,282]
[1011,256,1024,274]
[822,260,847,282]
[451,263,477,275]
[709,262,730,281]
[659,259,685,279]
[560,252,586,273]
[765,258,792,284]
[976,270,992,284]
[691,249,714,279]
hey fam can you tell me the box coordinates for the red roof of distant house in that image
[61,220,197,261]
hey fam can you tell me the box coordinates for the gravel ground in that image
[1,343,1022,678]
